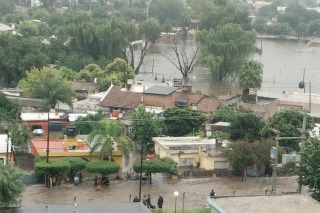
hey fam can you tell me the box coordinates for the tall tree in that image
[238,60,263,95]
[131,105,163,154]
[0,34,50,87]
[0,164,25,207]
[229,113,264,142]
[163,107,206,137]
[197,24,256,81]
[88,119,133,162]
[163,37,199,84]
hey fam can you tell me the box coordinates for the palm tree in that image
[31,78,73,109]
[88,119,133,162]
[238,60,263,95]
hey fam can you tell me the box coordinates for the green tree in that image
[30,78,74,109]
[104,58,135,89]
[133,157,178,184]
[238,60,263,95]
[0,34,50,87]
[298,139,320,201]
[18,21,39,37]
[85,161,120,176]
[200,3,252,31]
[88,119,133,162]
[58,66,77,81]
[0,0,15,16]
[222,140,274,180]
[163,107,206,136]
[0,92,20,121]
[131,105,163,154]
[197,24,257,81]
[212,104,250,123]
[74,111,106,135]
[229,113,264,142]
[62,157,87,181]
[0,164,25,207]
[35,160,70,187]
[8,122,32,151]
[262,109,314,150]
[308,19,320,36]
[18,66,63,97]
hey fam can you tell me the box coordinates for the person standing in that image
[210,189,216,197]
[142,195,147,206]
[146,194,151,209]
[157,195,164,212]
[79,172,83,184]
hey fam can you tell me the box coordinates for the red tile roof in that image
[175,92,204,104]
[197,96,222,112]
[175,92,221,112]
[100,85,142,109]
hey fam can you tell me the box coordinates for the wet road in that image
[21,175,300,210]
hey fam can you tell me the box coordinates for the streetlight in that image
[174,191,179,213]
[46,111,50,163]
[182,192,185,213]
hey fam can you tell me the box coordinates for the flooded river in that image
[137,39,320,97]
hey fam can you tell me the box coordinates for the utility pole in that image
[46,111,50,163]
[298,111,307,194]
[270,111,307,194]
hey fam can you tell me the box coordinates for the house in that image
[207,194,320,213]
[223,95,279,120]
[20,111,69,135]
[99,85,143,114]
[153,137,228,170]
[73,91,107,112]
[16,202,151,213]
[142,86,179,109]
[70,81,98,101]
[30,126,123,168]
[0,23,14,34]
[175,91,221,112]
[0,134,11,165]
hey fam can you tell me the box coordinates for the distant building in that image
[0,134,11,165]
[0,23,14,34]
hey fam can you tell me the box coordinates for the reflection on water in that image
[137,39,320,97]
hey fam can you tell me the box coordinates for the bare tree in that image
[163,37,199,84]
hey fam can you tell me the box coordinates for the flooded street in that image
[21,175,300,210]
[137,39,320,97]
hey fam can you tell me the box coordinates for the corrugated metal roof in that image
[143,86,178,95]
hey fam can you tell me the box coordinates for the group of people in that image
[133,194,164,211]
[49,175,61,188]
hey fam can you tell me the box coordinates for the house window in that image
[214,161,228,169]
[179,158,193,167]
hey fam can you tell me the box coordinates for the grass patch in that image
[152,208,210,213]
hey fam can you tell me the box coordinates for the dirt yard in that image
[21,174,301,210]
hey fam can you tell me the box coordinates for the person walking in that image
[157,195,164,212]
[146,194,151,209]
